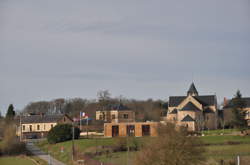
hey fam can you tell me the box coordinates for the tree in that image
[134,123,205,165]
[5,104,15,123]
[230,90,247,129]
[97,90,111,109]
[47,124,80,144]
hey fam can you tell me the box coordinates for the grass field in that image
[0,156,36,165]
[36,132,250,165]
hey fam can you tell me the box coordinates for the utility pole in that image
[80,112,82,132]
[20,114,22,141]
[86,117,89,138]
[72,121,75,161]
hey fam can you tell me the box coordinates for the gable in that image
[180,102,201,111]
[181,115,195,122]
[178,95,203,110]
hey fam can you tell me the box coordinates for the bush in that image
[47,124,80,144]
[0,125,26,155]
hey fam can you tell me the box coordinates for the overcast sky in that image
[0,0,249,114]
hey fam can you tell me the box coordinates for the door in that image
[112,125,119,137]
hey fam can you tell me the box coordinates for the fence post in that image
[237,155,240,165]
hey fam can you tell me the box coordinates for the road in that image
[26,141,66,165]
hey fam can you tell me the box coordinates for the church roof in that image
[187,83,198,95]
[180,102,200,111]
[181,115,195,122]
[169,95,216,107]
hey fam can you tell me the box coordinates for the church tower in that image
[187,82,198,96]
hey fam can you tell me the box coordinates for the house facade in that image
[104,122,158,137]
[165,83,218,131]
[223,97,250,127]
[96,104,135,123]
[18,114,72,139]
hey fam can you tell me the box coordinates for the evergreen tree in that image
[5,104,16,122]
[231,90,247,129]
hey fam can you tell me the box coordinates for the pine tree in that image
[5,104,16,123]
[231,90,247,129]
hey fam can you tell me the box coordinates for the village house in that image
[96,104,135,123]
[223,97,250,127]
[164,83,218,131]
[17,114,72,139]
[104,122,158,137]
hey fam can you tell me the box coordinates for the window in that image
[123,114,129,119]
[99,115,103,120]
[64,117,66,122]
[44,125,46,130]
[29,125,32,132]
[127,125,135,136]
[206,116,209,120]
[173,117,176,121]
[37,125,40,130]
[22,125,25,131]
[112,114,116,119]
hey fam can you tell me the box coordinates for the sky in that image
[0,0,250,114]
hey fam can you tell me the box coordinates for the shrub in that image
[47,124,80,144]
[0,125,26,155]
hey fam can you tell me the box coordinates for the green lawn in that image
[36,134,250,165]
[0,156,36,165]
[200,135,250,144]
[202,129,239,136]
[36,138,115,165]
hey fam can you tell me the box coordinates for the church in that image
[165,83,218,131]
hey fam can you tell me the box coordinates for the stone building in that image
[18,114,72,139]
[223,97,250,126]
[165,83,218,131]
[96,104,135,123]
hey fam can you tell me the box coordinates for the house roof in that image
[181,115,195,122]
[102,104,130,111]
[187,83,198,95]
[180,102,200,111]
[224,97,250,108]
[169,109,178,114]
[21,114,68,124]
[169,95,216,107]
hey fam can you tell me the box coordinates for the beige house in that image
[104,122,158,137]
[165,83,218,131]
[96,104,135,123]
[18,114,72,139]
[223,97,250,126]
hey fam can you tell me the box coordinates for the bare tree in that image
[134,123,206,165]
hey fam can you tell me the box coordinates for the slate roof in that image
[102,104,130,111]
[169,109,178,114]
[22,114,65,124]
[180,102,201,111]
[187,83,198,95]
[169,95,216,107]
[181,115,195,122]
[224,97,250,108]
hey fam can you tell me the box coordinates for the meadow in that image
[0,156,36,165]
[36,133,250,165]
